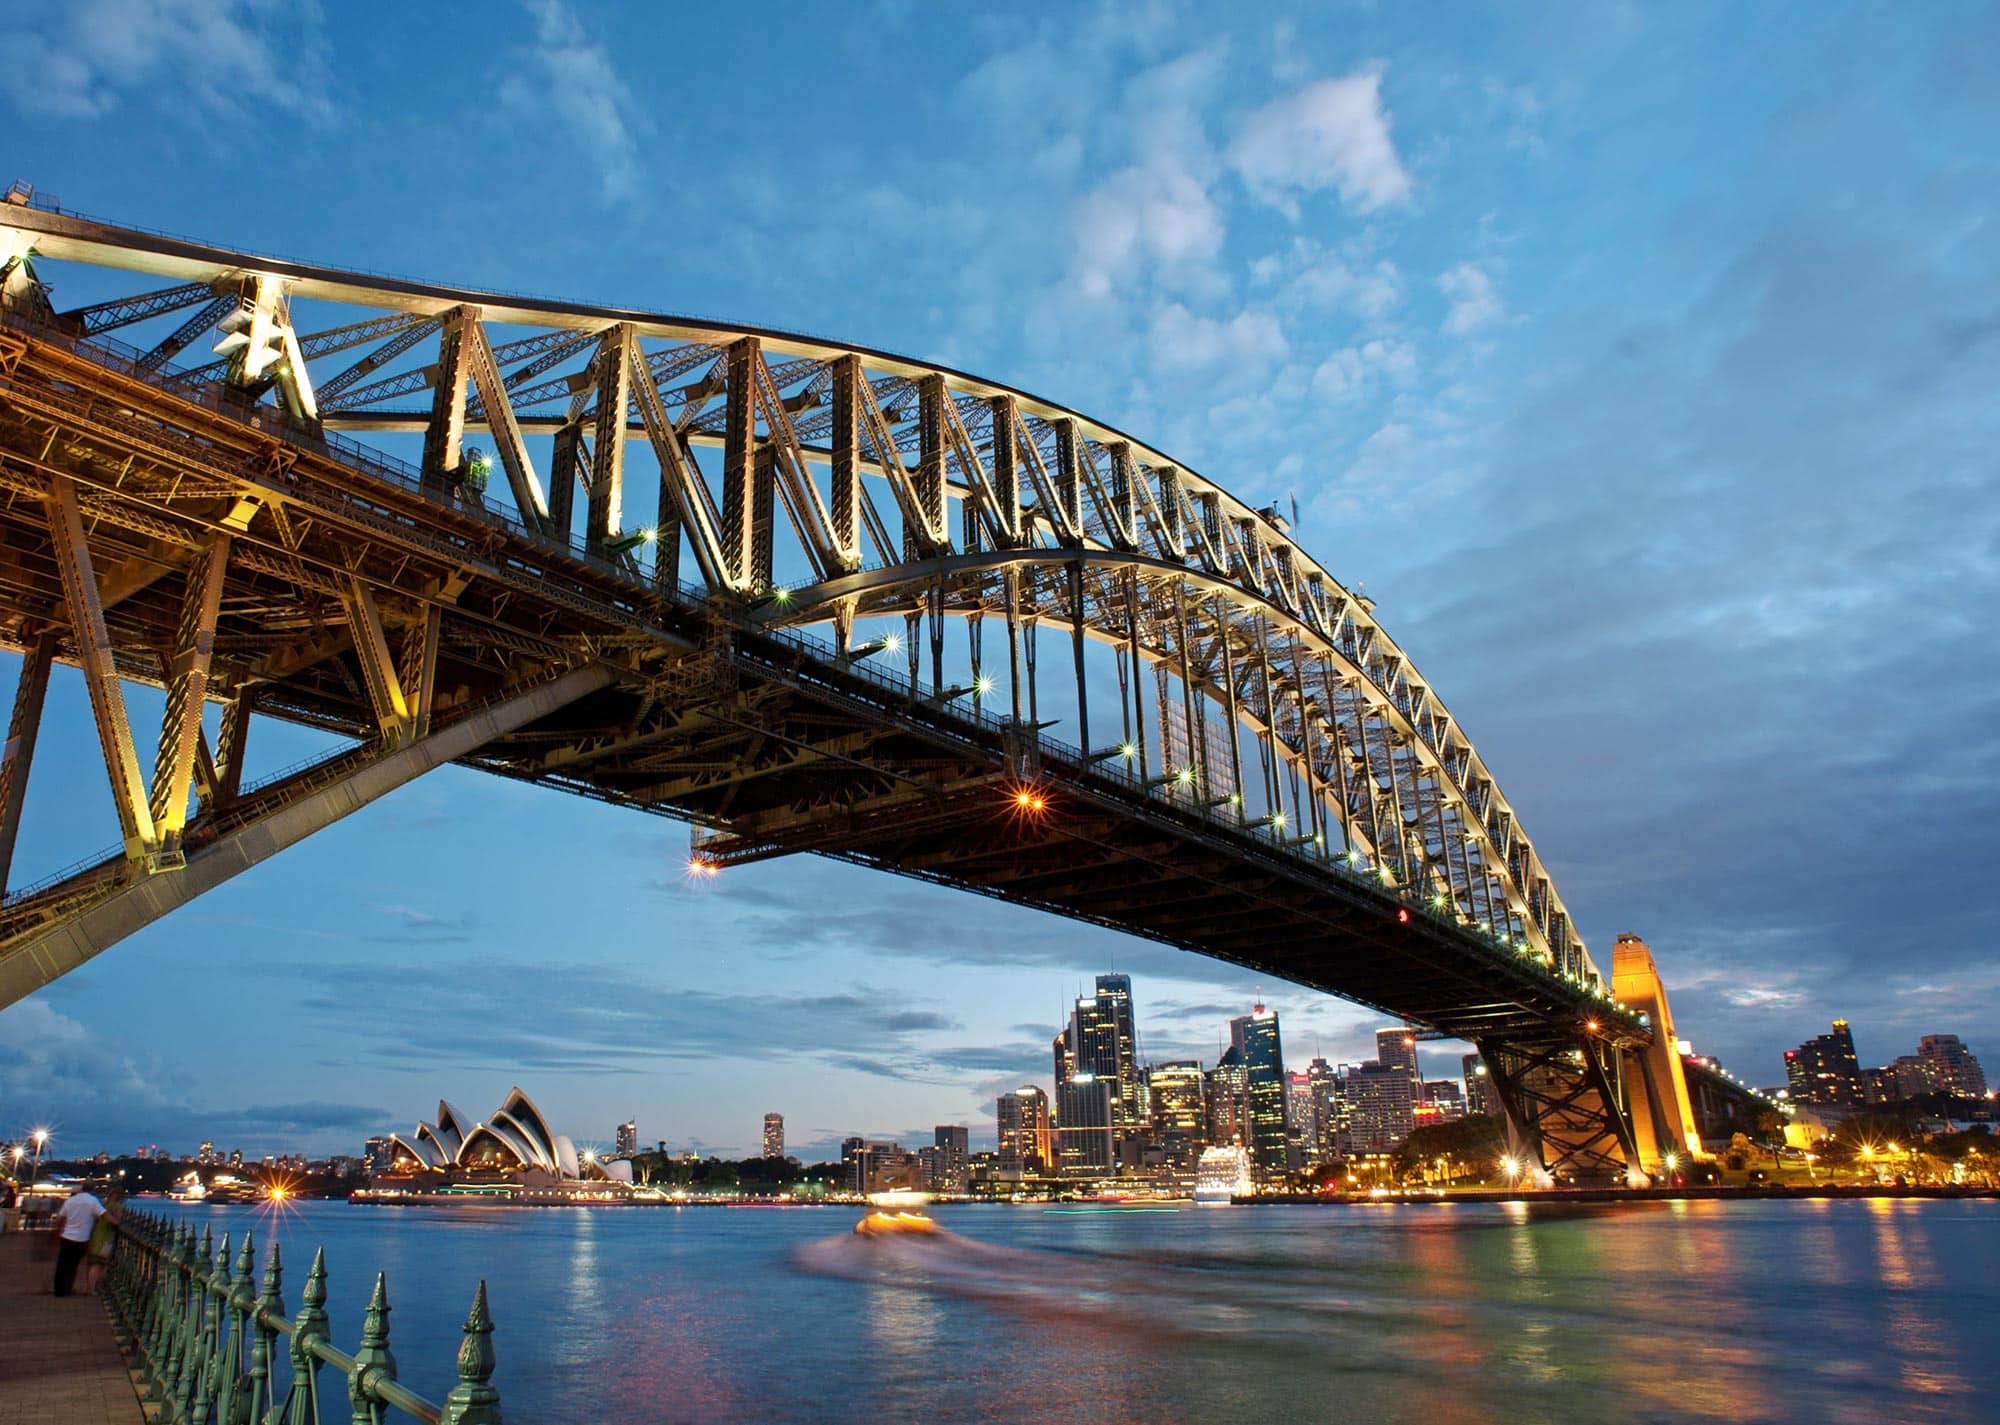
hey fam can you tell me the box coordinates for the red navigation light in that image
[1395,907,1412,925]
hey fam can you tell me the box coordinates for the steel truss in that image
[0,200,1656,1177]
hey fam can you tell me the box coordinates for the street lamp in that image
[28,1128,48,1189]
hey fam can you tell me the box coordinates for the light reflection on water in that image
[153,1198,1998,1424]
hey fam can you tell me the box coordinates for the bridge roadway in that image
[0,201,1674,1180]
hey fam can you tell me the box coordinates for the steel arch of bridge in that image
[0,195,1666,1181]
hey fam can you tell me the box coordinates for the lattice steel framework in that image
[0,195,1664,1179]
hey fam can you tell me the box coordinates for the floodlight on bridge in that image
[602,527,657,556]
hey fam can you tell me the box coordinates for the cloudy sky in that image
[1,1,1994,1159]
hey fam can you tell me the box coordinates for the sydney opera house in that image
[367,1087,636,1201]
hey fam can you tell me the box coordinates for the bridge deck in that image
[0,1230,146,1425]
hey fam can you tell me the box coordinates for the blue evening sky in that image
[1,1,1994,1158]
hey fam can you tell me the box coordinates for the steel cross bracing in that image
[0,200,1661,1178]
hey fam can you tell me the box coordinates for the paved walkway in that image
[0,1230,145,1424]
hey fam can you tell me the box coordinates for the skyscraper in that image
[1092,973,1143,1131]
[997,1086,1054,1174]
[1307,1057,1345,1159]
[615,1120,638,1156]
[933,1125,970,1193]
[1147,1061,1208,1139]
[1785,1020,1865,1105]
[1230,1003,1288,1175]
[1206,1055,1248,1148]
[762,1113,784,1160]
[1377,1027,1420,1081]
[1343,1060,1419,1151]
[1057,1074,1116,1177]
[1917,1034,1988,1098]
[1285,1071,1316,1166]
[1891,1054,1936,1098]
[1462,1052,1495,1117]
[1147,1060,1208,1172]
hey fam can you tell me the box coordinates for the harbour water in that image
[154,1197,1997,1424]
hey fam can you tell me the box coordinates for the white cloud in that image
[1309,337,1418,401]
[1230,71,1411,214]
[0,0,333,124]
[1148,302,1288,374]
[1437,260,1505,334]
[1255,238,1405,320]
[504,0,644,203]
[1071,163,1226,298]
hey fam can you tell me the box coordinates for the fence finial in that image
[440,1280,501,1425]
[349,1271,399,1420]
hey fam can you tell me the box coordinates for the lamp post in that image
[28,1129,48,1190]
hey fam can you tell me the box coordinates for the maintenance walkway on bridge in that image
[0,1230,145,1424]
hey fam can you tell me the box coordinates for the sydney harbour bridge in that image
[0,190,1702,1183]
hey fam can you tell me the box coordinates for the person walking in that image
[83,1188,123,1295]
[49,1186,104,1297]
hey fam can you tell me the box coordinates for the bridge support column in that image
[1478,1034,1641,1186]
[0,664,615,1010]
[1611,933,1703,1169]
[0,631,54,892]
[47,473,160,863]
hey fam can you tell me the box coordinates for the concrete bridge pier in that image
[1613,933,1705,1172]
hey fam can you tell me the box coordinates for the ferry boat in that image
[1193,1146,1253,1205]
[167,1171,207,1203]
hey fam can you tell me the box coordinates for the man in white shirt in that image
[50,1188,103,1297]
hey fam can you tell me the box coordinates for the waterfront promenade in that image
[0,1232,143,1425]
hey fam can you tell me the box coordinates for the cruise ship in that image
[1193,1145,1253,1205]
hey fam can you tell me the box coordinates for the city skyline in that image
[23,968,1979,1167]
[1,3,1995,1159]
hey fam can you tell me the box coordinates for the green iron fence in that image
[105,1208,502,1424]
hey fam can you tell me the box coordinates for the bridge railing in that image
[106,1207,501,1425]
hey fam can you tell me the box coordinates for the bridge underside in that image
[0,309,1657,1182]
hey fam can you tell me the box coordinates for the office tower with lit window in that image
[1285,1070,1317,1166]
[1206,1056,1248,1148]
[1092,974,1143,1130]
[1147,1061,1208,1139]
[933,1125,970,1192]
[1422,1080,1466,1121]
[1785,1019,1865,1105]
[615,1120,638,1156]
[1344,1059,1419,1151]
[1230,1003,1288,1174]
[762,1113,784,1160]
[1307,1057,1345,1158]
[1463,1053,1495,1117]
[997,1086,1054,1174]
[1377,1027,1420,1081]
[1918,1034,1987,1098]
[1057,1074,1116,1177]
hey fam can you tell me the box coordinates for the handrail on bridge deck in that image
[105,1208,500,1425]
